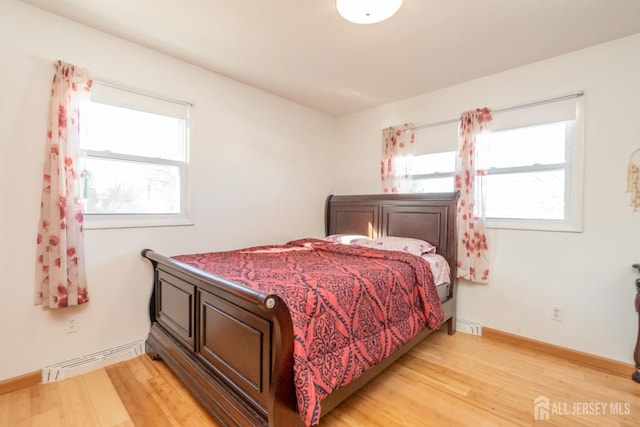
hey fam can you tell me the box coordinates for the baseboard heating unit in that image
[456,319,483,336]
[41,340,145,383]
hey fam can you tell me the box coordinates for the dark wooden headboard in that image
[325,192,459,284]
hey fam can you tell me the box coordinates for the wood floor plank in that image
[105,360,174,427]
[125,353,156,384]
[7,388,32,427]
[81,369,131,426]
[29,382,59,418]
[56,375,101,426]
[148,375,216,426]
[29,382,68,427]
[138,355,219,426]
[31,407,66,427]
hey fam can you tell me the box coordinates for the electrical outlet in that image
[65,316,79,334]
[551,306,563,322]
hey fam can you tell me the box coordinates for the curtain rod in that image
[409,91,584,132]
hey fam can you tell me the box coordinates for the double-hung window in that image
[81,82,191,228]
[411,94,584,232]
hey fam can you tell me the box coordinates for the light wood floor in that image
[1,330,639,426]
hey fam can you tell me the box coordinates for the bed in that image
[141,192,459,426]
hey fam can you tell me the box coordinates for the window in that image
[412,151,456,193]
[81,82,191,228]
[412,94,584,232]
[483,122,570,221]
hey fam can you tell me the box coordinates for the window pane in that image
[413,151,456,174]
[486,122,567,169]
[86,103,186,161]
[413,177,454,193]
[84,158,181,214]
[485,170,565,220]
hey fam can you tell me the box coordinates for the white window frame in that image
[485,96,584,232]
[82,81,193,230]
[411,93,585,233]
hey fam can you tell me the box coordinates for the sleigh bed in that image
[142,192,459,426]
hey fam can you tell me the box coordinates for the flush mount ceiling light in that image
[336,0,403,24]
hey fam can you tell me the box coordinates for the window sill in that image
[485,217,582,233]
[83,214,194,230]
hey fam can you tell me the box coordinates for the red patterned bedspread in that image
[173,238,444,426]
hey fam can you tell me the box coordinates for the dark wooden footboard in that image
[143,249,300,426]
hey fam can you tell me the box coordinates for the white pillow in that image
[355,236,436,256]
[324,234,372,244]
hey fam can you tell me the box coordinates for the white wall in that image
[334,34,640,364]
[0,0,334,381]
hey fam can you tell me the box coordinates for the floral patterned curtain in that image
[381,123,415,193]
[455,108,492,283]
[35,61,92,308]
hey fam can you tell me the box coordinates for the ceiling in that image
[19,0,640,117]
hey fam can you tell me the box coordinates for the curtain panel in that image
[35,61,92,308]
[381,123,415,193]
[455,108,492,283]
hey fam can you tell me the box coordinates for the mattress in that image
[436,282,450,302]
[421,253,451,302]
